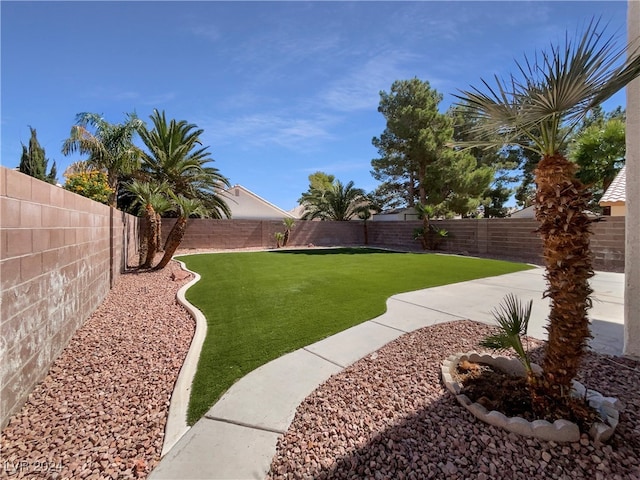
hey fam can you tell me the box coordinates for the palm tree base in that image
[442,352,621,443]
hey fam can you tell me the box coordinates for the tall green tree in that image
[307,171,335,193]
[512,107,625,209]
[449,103,517,217]
[372,78,492,219]
[61,112,144,207]
[456,20,640,411]
[300,179,373,221]
[19,127,57,184]
[570,116,625,210]
[139,110,231,218]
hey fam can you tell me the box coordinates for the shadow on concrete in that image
[589,318,625,357]
[273,344,640,479]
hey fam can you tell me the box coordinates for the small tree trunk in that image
[107,172,119,208]
[142,205,158,268]
[421,215,430,250]
[155,217,188,270]
[138,217,149,266]
[363,221,369,245]
[156,212,163,252]
[535,154,594,404]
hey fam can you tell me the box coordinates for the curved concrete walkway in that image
[150,267,624,480]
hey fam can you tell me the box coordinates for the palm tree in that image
[455,20,640,408]
[301,180,372,221]
[155,194,209,270]
[282,217,295,247]
[139,110,231,219]
[126,180,172,268]
[62,112,144,207]
[357,209,372,245]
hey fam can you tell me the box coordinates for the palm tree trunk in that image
[138,217,149,266]
[156,212,163,252]
[142,205,158,268]
[155,217,188,270]
[107,172,119,208]
[534,153,594,403]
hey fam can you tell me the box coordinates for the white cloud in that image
[141,92,176,106]
[190,24,221,42]
[320,51,418,112]
[301,159,370,175]
[202,112,338,151]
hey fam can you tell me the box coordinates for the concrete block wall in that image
[591,216,626,272]
[161,218,364,250]
[0,167,139,429]
[166,216,625,273]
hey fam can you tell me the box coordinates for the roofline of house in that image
[223,184,296,218]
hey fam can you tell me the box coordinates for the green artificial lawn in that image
[178,248,533,424]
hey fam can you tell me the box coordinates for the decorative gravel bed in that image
[268,321,640,480]
[4,255,639,480]
[0,261,194,479]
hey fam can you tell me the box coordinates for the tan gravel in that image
[268,321,640,480]
[0,261,194,479]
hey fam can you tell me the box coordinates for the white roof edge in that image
[224,184,296,218]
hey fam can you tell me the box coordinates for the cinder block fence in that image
[0,163,625,430]
[0,168,139,429]
[163,216,625,272]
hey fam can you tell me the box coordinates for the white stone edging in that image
[441,352,622,443]
[161,259,208,457]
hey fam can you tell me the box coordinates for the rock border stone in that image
[441,352,622,443]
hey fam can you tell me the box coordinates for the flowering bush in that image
[64,170,113,204]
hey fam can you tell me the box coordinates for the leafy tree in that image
[298,172,336,207]
[482,184,512,218]
[300,179,372,221]
[308,171,335,193]
[139,110,231,218]
[155,194,209,270]
[19,127,57,184]
[511,107,625,209]
[372,78,492,219]
[64,170,113,204]
[61,112,144,207]
[369,182,407,211]
[570,117,625,211]
[449,103,517,217]
[456,20,640,412]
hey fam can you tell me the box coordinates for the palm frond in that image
[480,293,533,373]
[454,18,640,156]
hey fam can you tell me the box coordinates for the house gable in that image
[222,185,295,220]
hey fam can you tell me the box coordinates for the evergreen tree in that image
[449,103,517,217]
[372,78,492,217]
[19,127,57,184]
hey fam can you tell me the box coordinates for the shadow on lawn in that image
[271,247,407,256]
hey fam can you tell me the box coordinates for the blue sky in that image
[1,1,629,211]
